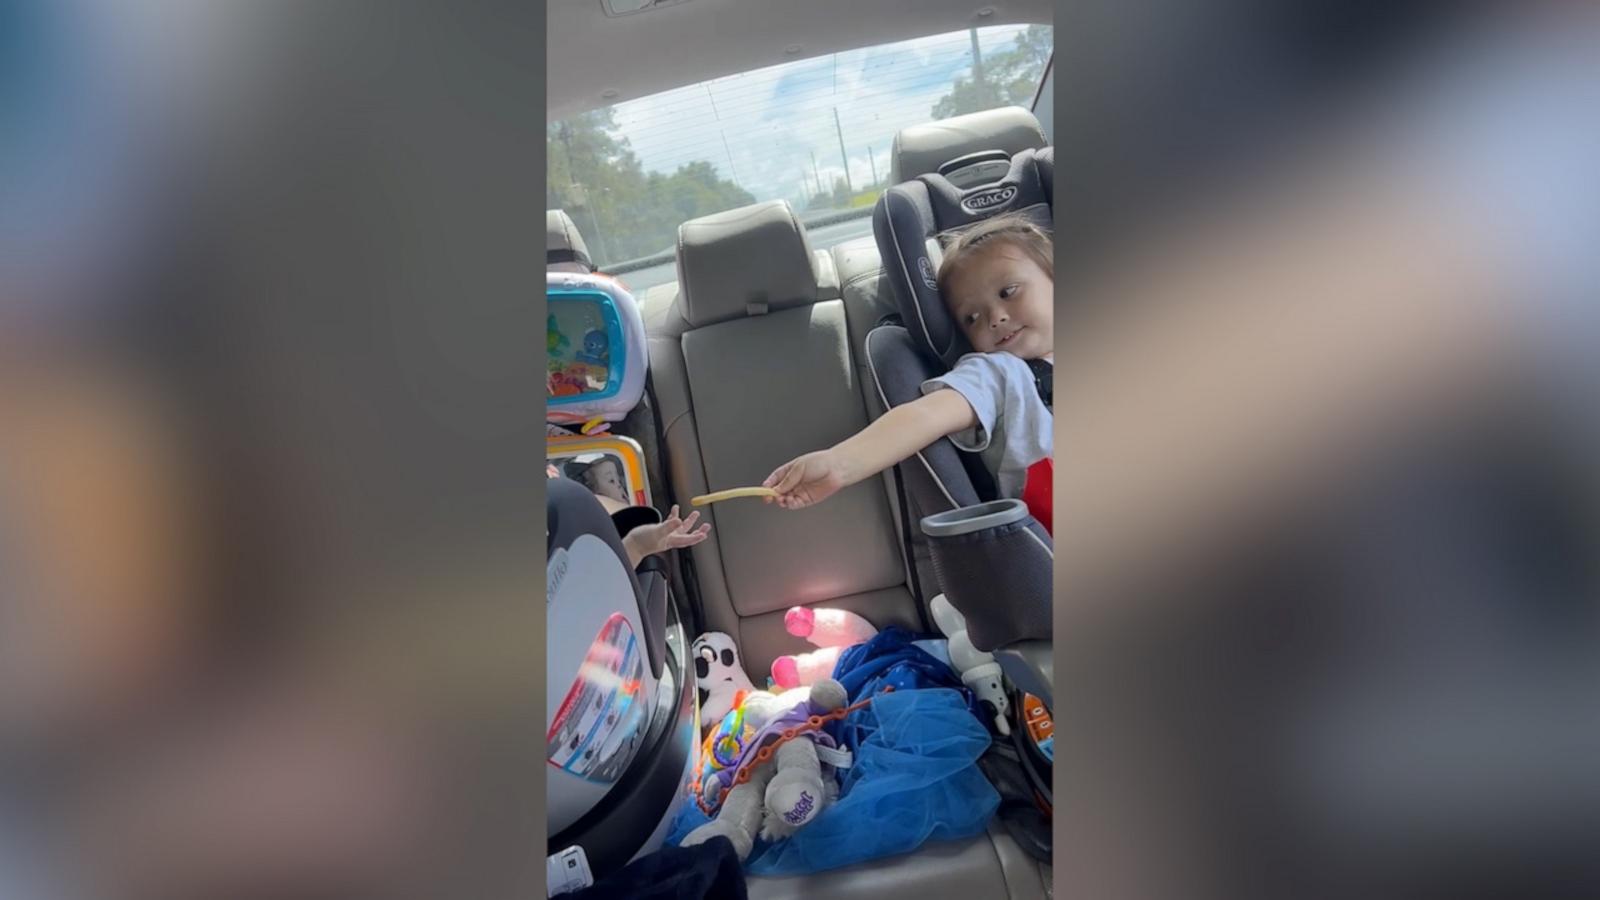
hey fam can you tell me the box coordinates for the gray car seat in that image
[545,478,697,880]
[867,114,1054,702]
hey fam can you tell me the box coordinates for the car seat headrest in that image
[676,199,820,329]
[890,106,1048,184]
[547,209,593,272]
[873,148,1053,367]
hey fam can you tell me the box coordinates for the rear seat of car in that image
[639,200,1050,899]
[642,200,924,681]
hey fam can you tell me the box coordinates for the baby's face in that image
[944,243,1053,359]
[590,460,626,501]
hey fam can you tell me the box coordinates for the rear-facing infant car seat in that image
[546,478,699,884]
[868,109,1055,706]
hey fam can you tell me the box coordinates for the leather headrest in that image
[675,200,819,329]
[890,106,1048,184]
[547,209,592,272]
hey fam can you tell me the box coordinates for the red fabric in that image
[1021,457,1052,535]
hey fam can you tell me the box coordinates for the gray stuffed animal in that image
[680,677,850,861]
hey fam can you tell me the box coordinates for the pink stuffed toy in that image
[770,606,878,689]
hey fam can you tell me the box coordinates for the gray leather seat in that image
[639,200,1051,899]
[748,821,1049,900]
[644,199,923,682]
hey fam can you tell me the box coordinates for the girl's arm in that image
[764,389,977,510]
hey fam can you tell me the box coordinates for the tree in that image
[1010,24,1053,74]
[830,176,853,208]
[932,25,1052,120]
[548,109,754,265]
[932,78,1006,121]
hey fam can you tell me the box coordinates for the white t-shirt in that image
[921,351,1053,500]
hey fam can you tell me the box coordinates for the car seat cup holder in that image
[920,498,1030,537]
[919,499,1052,698]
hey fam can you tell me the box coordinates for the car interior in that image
[547,2,1055,896]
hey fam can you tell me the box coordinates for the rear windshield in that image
[547,24,1052,282]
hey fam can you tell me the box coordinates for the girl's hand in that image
[763,450,851,510]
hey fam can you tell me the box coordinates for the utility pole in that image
[719,130,743,191]
[833,107,853,194]
[810,149,823,195]
[867,145,878,186]
[705,84,744,192]
[970,28,987,91]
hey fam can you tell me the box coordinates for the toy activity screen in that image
[548,291,623,402]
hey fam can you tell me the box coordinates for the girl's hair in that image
[936,212,1054,300]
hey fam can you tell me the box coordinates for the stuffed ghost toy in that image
[692,631,756,728]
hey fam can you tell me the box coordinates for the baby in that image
[765,212,1054,531]
[575,457,630,504]
[546,462,710,567]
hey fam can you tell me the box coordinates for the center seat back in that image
[644,200,922,683]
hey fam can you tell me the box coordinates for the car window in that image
[548,24,1052,287]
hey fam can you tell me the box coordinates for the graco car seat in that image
[868,110,1055,703]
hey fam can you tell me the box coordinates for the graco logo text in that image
[961,185,1017,213]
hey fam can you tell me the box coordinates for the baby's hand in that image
[631,505,712,557]
[763,450,850,510]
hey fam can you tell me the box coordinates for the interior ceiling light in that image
[601,0,692,17]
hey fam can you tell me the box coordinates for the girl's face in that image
[944,242,1054,360]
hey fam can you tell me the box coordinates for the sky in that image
[591,25,1043,210]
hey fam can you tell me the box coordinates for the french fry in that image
[690,486,780,507]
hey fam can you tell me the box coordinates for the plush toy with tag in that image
[680,678,851,861]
